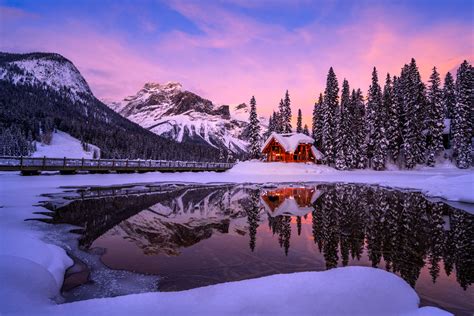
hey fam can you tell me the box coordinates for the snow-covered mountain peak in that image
[143,81,183,92]
[0,52,93,102]
[107,83,268,155]
[231,103,250,121]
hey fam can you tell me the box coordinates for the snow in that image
[443,118,451,135]
[311,145,324,160]
[263,132,316,152]
[1,161,471,315]
[0,56,92,102]
[229,161,474,205]
[106,82,268,154]
[39,267,448,316]
[32,130,100,159]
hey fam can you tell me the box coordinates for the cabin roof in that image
[262,132,315,153]
[260,189,321,217]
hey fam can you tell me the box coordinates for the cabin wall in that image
[262,138,316,163]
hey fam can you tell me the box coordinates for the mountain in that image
[0,52,93,102]
[0,52,222,161]
[107,82,268,155]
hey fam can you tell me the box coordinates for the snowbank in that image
[32,130,100,159]
[41,267,448,316]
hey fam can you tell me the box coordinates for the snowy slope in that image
[107,82,268,154]
[0,52,92,102]
[32,130,100,159]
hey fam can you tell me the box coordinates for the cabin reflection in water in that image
[260,187,320,216]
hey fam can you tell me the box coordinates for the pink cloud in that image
[0,20,165,100]
[1,3,472,129]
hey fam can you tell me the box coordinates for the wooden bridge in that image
[0,156,235,175]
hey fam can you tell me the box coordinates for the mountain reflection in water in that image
[41,183,474,314]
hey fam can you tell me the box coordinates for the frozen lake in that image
[36,183,474,315]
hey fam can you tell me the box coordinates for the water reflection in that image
[40,183,474,313]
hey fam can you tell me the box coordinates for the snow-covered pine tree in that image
[248,96,261,159]
[425,67,445,166]
[282,90,293,133]
[452,60,473,168]
[271,111,279,133]
[383,74,396,165]
[352,89,367,168]
[367,67,388,170]
[296,109,303,133]
[276,99,285,133]
[303,124,310,135]
[335,79,351,170]
[388,75,403,164]
[443,72,456,120]
[322,67,339,165]
[312,93,324,147]
[344,87,358,169]
[402,59,427,168]
[263,114,273,139]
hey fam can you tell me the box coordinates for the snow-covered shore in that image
[1,162,472,315]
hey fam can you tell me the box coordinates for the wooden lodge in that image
[261,133,322,163]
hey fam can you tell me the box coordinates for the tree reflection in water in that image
[259,184,473,290]
[40,183,473,311]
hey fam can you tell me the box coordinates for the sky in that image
[0,0,473,124]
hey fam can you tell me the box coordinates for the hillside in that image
[0,52,222,161]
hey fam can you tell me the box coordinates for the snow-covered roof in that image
[311,146,324,160]
[263,132,315,153]
[261,189,321,217]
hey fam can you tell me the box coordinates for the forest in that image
[261,59,473,169]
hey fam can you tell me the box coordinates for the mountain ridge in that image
[107,82,268,155]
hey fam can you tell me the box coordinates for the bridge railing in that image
[0,156,235,171]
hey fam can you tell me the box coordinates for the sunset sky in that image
[1,0,472,123]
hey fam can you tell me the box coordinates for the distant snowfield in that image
[1,161,472,315]
[32,130,100,159]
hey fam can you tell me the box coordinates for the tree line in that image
[247,58,472,169]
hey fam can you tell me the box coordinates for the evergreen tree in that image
[322,67,339,165]
[312,93,324,147]
[352,89,367,168]
[443,72,456,120]
[276,99,285,133]
[388,75,403,164]
[425,67,444,166]
[248,96,261,159]
[335,79,351,170]
[263,114,273,139]
[452,60,473,168]
[282,90,293,133]
[296,109,303,133]
[367,67,388,170]
[383,74,396,163]
[303,124,310,136]
[270,111,279,134]
[402,59,427,168]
